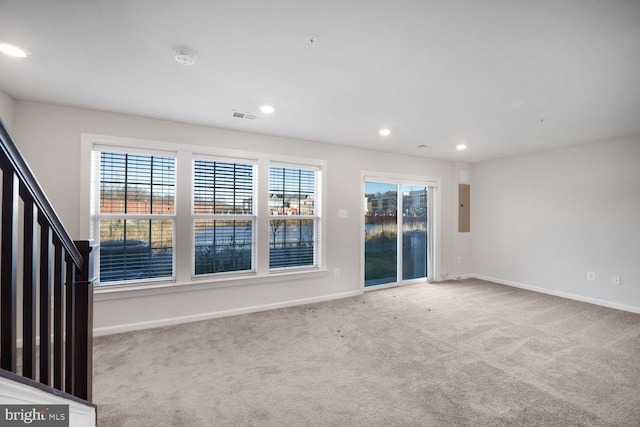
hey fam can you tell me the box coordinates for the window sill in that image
[94,268,329,302]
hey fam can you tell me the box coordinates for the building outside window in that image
[269,166,320,269]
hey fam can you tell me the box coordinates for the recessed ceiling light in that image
[456,144,467,151]
[259,105,275,114]
[379,128,391,136]
[174,48,196,66]
[0,41,30,58]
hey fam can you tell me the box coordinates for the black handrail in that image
[0,118,94,402]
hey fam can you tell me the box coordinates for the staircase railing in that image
[0,119,94,403]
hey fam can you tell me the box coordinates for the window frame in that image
[81,134,327,296]
[360,171,442,287]
[268,163,322,271]
[191,155,258,278]
[92,146,178,286]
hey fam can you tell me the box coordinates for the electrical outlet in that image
[338,210,348,218]
[457,256,462,264]
[334,268,341,277]
[586,271,595,281]
[613,275,621,285]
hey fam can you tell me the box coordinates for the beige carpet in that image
[94,279,640,426]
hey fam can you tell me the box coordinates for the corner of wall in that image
[0,89,16,133]
[468,137,640,311]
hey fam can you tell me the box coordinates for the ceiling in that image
[1,0,639,163]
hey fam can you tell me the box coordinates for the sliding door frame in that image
[361,171,441,291]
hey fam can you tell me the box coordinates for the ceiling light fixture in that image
[259,105,275,114]
[174,48,197,66]
[379,128,391,136]
[0,41,30,58]
[456,144,467,151]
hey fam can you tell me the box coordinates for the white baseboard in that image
[440,274,474,281]
[470,274,640,314]
[94,290,363,336]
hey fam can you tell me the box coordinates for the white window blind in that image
[193,159,255,275]
[97,151,176,283]
[87,134,326,289]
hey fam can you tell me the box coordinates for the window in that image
[193,159,255,275]
[96,151,176,283]
[269,165,320,269]
[86,134,326,289]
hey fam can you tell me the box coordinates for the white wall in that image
[471,136,640,312]
[10,99,638,330]
[0,89,15,132]
[12,101,458,333]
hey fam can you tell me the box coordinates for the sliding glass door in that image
[364,180,431,288]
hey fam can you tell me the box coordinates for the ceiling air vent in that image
[232,111,257,120]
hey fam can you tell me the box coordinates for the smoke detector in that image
[174,49,197,66]
[306,35,318,47]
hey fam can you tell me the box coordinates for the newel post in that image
[73,240,95,401]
